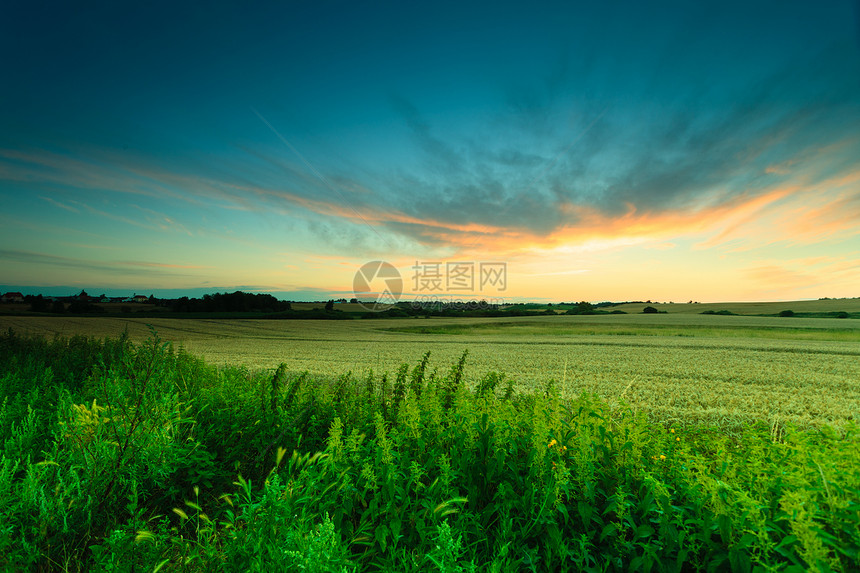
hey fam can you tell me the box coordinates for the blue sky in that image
[2,1,859,301]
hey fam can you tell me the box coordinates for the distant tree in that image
[349,298,358,304]
[643,306,658,314]
[325,300,335,312]
[565,301,595,315]
[779,310,795,317]
[51,300,65,314]
[28,295,50,312]
[69,300,105,314]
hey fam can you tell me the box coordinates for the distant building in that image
[132,294,149,303]
[2,292,24,303]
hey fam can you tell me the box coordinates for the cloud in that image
[40,195,79,213]
[744,264,819,288]
[363,47,860,251]
[0,249,207,278]
[119,261,209,270]
[389,95,464,173]
[741,254,860,298]
[2,45,857,265]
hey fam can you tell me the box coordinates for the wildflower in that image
[670,429,675,434]
[547,439,557,448]
[660,455,666,461]
[676,437,680,442]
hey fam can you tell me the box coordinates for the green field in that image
[2,313,858,431]
[606,298,860,316]
[1,312,859,571]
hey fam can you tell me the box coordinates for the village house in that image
[1,292,24,303]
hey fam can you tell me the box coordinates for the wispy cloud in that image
[119,261,209,270]
[40,195,79,213]
[0,249,208,278]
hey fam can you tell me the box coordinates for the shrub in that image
[642,306,658,314]
[779,309,795,317]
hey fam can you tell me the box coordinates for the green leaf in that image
[600,523,616,542]
[635,524,654,539]
[375,524,389,552]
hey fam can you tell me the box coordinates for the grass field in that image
[607,298,860,315]
[2,312,859,570]
[2,312,858,430]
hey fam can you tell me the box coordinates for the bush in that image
[779,310,795,317]
[642,306,658,314]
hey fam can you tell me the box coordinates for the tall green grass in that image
[0,329,858,571]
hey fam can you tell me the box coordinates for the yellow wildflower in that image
[660,455,666,460]
[547,439,557,448]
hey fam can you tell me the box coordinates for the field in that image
[1,311,859,571]
[2,312,859,431]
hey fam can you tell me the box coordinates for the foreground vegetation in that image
[1,329,858,572]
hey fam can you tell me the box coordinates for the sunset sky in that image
[2,1,859,302]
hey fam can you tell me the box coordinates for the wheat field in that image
[2,313,858,429]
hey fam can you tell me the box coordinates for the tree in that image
[28,295,50,312]
[643,306,658,314]
[576,301,594,314]
[325,300,334,312]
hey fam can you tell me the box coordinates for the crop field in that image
[2,313,858,430]
[2,313,859,571]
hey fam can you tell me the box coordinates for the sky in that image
[1,1,859,303]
